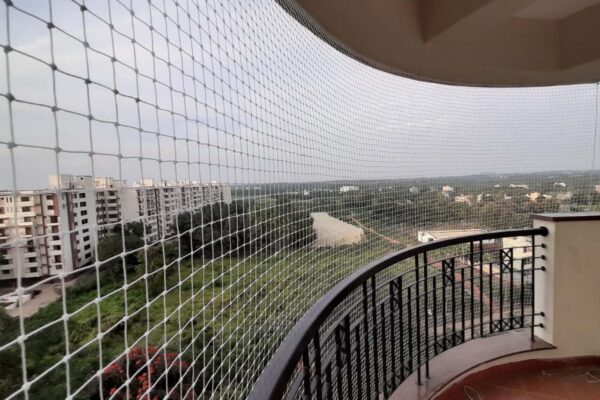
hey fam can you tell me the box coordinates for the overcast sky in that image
[0,0,599,190]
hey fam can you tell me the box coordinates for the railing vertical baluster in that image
[461,267,465,341]
[470,242,475,339]
[343,316,353,399]
[355,328,363,399]
[314,332,323,400]
[489,262,493,333]
[362,282,372,395]
[399,277,405,381]
[408,285,414,375]
[520,258,525,328]
[389,281,397,389]
[442,267,447,349]
[302,349,312,399]
[334,323,344,399]
[325,364,333,400]
[531,235,536,342]
[479,240,484,338]
[380,303,389,397]
[469,241,475,339]
[499,249,504,332]
[451,258,456,346]
[510,248,515,329]
[423,251,429,378]
[433,276,438,355]
[414,255,422,385]
[371,277,380,394]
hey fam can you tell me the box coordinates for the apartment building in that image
[133,179,232,241]
[0,176,232,281]
[0,191,61,280]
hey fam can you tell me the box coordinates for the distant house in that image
[442,186,454,197]
[595,185,600,194]
[526,192,541,202]
[417,229,495,244]
[454,195,472,206]
[502,237,533,269]
[509,184,529,189]
[409,186,419,194]
[340,186,359,193]
[554,182,567,187]
[556,192,573,202]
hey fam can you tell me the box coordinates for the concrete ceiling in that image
[277,0,600,87]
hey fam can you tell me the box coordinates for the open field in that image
[311,212,365,247]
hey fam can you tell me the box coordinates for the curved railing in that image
[249,227,548,400]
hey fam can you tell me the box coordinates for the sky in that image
[0,0,599,190]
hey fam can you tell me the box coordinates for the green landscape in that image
[1,172,599,399]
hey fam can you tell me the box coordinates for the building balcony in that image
[250,213,600,400]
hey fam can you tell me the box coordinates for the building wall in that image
[0,176,232,281]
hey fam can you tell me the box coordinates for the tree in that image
[0,309,21,399]
[97,222,145,277]
[177,200,315,258]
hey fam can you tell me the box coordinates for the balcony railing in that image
[250,227,548,400]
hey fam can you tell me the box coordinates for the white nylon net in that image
[0,0,598,399]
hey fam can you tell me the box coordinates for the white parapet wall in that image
[532,212,600,357]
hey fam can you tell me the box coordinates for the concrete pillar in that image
[532,212,600,357]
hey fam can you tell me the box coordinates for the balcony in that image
[1,0,600,399]
[251,213,600,399]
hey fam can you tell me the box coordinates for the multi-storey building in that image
[0,191,61,280]
[0,176,231,281]
[133,179,232,241]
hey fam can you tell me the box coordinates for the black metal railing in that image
[249,227,548,400]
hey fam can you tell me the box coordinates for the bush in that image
[100,346,193,400]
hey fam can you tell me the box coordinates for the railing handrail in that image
[249,226,548,400]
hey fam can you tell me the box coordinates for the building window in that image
[81,219,88,224]
[84,244,91,250]
[28,257,36,263]
[0,259,9,265]
[29,267,37,273]
[83,235,89,242]
[55,264,62,270]
[2,270,10,274]
[46,195,53,200]
[47,204,54,210]
[50,216,58,223]
[27,246,35,252]
[21,206,31,212]
[25,227,32,235]
[81,210,87,216]
[52,235,60,241]
[79,193,86,198]
[20,196,30,201]
[55,255,62,263]
[80,202,87,207]
[83,228,89,233]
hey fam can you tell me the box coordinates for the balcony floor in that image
[436,357,600,400]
